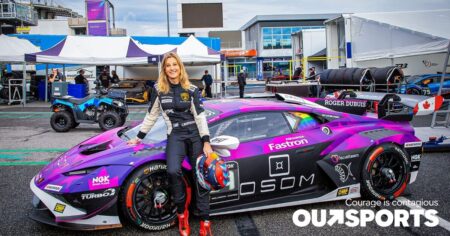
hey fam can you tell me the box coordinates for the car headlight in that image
[113,101,124,107]
[64,167,98,176]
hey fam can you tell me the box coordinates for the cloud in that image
[50,0,450,36]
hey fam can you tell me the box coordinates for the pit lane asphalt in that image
[0,110,449,235]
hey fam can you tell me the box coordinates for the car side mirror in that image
[210,135,240,158]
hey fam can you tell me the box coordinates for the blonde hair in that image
[157,52,191,94]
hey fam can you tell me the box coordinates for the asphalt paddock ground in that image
[0,153,449,235]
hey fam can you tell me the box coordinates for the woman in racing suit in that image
[128,52,213,236]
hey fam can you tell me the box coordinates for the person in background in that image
[96,68,113,89]
[48,68,65,83]
[74,69,89,95]
[293,66,302,80]
[308,67,316,79]
[308,67,318,97]
[237,69,247,98]
[111,70,120,84]
[201,70,213,98]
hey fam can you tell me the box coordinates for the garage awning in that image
[0,34,40,63]
[25,35,160,65]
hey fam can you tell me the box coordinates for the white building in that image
[325,10,450,75]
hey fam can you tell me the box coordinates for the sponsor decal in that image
[267,136,309,152]
[330,153,359,164]
[88,168,119,191]
[92,176,110,186]
[337,187,349,196]
[240,174,314,195]
[335,163,355,183]
[81,188,116,200]
[180,92,190,102]
[269,154,289,177]
[350,186,359,194]
[292,209,439,227]
[44,184,63,192]
[140,222,172,230]
[411,154,421,161]
[324,100,366,108]
[54,203,66,213]
[404,142,422,148]
[422,60,438,67]
[143,164,167,175]
[161,99,173,104]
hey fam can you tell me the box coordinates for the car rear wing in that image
[276,91,443,122]
[346,91,443,121]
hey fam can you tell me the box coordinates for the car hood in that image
[35,127,167,191]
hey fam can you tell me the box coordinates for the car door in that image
[208,111,326,212]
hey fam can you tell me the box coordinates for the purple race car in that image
[30,93,424,231]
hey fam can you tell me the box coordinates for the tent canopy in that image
[0,35,40,63]
[350,9,450,61]
[140,35,222,65]
[25,35,159,65]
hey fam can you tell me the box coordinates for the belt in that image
[172,120,196,128]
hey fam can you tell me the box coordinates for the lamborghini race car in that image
[30,93,434,231]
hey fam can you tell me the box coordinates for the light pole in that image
[166,0,170,36]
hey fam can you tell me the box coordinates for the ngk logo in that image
[92,176,110,186]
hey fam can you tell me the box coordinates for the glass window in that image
[273,28,282,35]
[282,27,291,34]
[262,27,272,35]
[263,35,272,49]
[273,35,282,49]
[285,112,320,132]
[281,35,291,48]
[209,112,291,142]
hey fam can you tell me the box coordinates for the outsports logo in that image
[292,209,439,227]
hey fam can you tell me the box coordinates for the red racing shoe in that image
[199,220,212,236]
[177,210,190,236]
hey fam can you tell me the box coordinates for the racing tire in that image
[361,143,410,201]
[98,111,121,131]
[50,111,74,132]
[119,114,127,126]
[120,162,192,231]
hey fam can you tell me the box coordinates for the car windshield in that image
[120,108,220,144]
[121,117,167,144]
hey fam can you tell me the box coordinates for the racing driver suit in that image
[136,82,211,220]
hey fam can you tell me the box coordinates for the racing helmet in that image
[196,152,230,191]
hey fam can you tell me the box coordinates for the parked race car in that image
[110,80,151,104]
[30,93,434,231]
[400,74,450,97]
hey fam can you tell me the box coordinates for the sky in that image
[46,0,450,36]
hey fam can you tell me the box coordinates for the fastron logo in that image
[92,176,110,186]
[268,138,308,151]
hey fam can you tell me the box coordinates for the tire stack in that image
[318,68,374,91]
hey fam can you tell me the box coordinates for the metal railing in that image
[0,2,38,25]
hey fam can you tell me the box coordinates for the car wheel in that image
[98,111,121,131]
[50,111,74,132]
[119,114,127,126]
[361,143,410,201]
[120,162,192,231]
